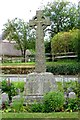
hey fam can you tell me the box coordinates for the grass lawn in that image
[0,62,35,66]
[1,112,79,118]
[0,60,78,66]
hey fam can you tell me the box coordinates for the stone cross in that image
[29,10,50,73]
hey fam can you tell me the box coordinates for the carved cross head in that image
[29,10,51,30]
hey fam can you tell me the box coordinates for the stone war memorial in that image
[24,10,57,102]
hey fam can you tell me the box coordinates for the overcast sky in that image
[0,0,79,34]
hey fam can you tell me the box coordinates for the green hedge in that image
[46,62,80,75]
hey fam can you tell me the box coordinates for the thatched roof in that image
[0,40,31,57]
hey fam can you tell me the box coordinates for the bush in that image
[2,80,25,95]
[30,102,43,112]
[57,82,64,92]
[51,32,72,53]
[51,29,79,54]
[11,94,25,112]
[65,98,78,112]
[1,80,17,101]
[43,91,65,112]
[46,62,80,75]
[13,81,24,92]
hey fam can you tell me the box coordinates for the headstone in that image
[12,95,21,101]
[1,93,9,103]
[24,10,57,103]
[69,92,76,99]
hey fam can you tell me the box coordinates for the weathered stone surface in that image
[1,93,9,103]
[69,92,76,98]
[29,10,50,73]
[12,95,21,101]
[25,72,57,96]
[24,10,57,103]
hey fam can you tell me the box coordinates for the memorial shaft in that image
[36,22,46,72]
[29,10,50,73]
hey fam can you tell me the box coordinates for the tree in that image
[77,1,80,62]
[51,29,79,56]
[51,32,72,54]
[3,18,36,62]
[43,0,78,37]
[77,29,80,62]
[45,40,51,53]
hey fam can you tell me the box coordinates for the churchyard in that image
[0,78,79,119]
[0,0,80,119]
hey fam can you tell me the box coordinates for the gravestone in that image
[1,92,9,103]
[69,92,76,99]
[24,10,57,103]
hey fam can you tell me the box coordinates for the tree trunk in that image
[21,50,26,62]
[22,50,26,62]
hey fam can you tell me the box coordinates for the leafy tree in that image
[77,1,80,62]
[43,0,78,37]
[70,29,79,53]
[51,31,72,54]
[45,40,51,53]
[3,18,35,62]
[51,29,79,57]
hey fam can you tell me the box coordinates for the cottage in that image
[0,40,31,62]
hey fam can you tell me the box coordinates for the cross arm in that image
[29,20,36,28]
[45,17,51,26]
[42,17,51,30]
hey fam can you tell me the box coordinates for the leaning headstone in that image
[24,10,57,103]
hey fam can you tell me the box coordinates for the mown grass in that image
[2,112,79,118]
[1,62,35,66]
[1,60,78,66]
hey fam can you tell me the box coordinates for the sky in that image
[0,0,79,34]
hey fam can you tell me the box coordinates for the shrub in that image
[13,81,24,92]
[65,98,78,112]
[76,81,80,111]
[30,102,43,112]
[11,94,25,112]
[43,91,65,112]
[63,81,78,93]
[46,62,80,75]
[1,80,17,101]
[57,82,64,92]
[51,32,72,54]
[51,29,79,54]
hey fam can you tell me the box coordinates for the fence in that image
[52,52,77,61]
[1,52,77,63]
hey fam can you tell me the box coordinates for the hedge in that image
[46,62,80,75]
